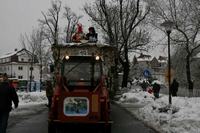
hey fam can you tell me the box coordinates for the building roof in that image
[137,53,152,62]
[0,48,31,59]
[0,51,18,59]
[158,56,167,61]
[137,53,151,58]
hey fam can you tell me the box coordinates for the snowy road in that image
[7,104,48,133]
[111,103,157,133]
[7,103,157,133]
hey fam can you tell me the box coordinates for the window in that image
[18,66,23,70]
[18,76,23,79]
[21,58,24,61]
[30,67,34,70]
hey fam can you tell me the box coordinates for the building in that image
[130,53,167,82]
[0,49,40,81]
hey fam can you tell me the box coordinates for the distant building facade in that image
[130,53,167,82]
[0,49,40,81]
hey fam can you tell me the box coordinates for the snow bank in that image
[17,91,47,105]
[10,91,48,116]
[119,87,200,133]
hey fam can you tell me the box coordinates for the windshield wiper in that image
[65,62,83,76]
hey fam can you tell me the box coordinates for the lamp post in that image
[161,20,174,104]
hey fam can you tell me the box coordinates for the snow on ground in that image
[119,86,200,133]
[10,91,47,116]
[17,91,47,105]
[9,86,200,133]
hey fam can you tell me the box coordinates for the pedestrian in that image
[0,73,19,133]
[45,80,53,108]
[170,78,179,96]
[152,82,161,98]
[141,80,148,91]
[86,27,98,42]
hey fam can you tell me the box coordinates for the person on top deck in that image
[86,27,98,43]
[72,24,85,43]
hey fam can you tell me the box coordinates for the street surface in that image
[7,103,156,133]
[111,103,156,133]
[7,104,48,133]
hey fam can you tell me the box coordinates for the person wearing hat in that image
[0,73,19,133]
[45,80,53,108]
[152,81,161,99]
[86,27,98,42]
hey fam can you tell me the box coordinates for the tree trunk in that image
[122,44,130,88]
[122,62,130,87]
[186,54,193,96]
[112,54,119,93]
[29,63,33,92]
[40,63,43,92]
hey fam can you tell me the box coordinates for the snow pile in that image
[17,91,47,105]
[119,89,154,105]
[10,91,47,116]
[119,87,200,133]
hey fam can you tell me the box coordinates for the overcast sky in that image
[0,0,92,55]
[0,0,168,58]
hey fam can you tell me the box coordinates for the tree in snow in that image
[146,0,200,95]
[63,6,82,43]
[20,27,46,91]
[84,0,150,89]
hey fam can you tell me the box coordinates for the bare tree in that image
[147,0,200,94]
[84,0,150,88]
[38,0,63,76]
[20,26,50,92]
[39,0,61,45]
[20,29,39,91]
[63,6,82,43]
[34,28,47,91]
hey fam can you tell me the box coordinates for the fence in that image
[160,87,200,97]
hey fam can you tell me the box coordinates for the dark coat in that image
[170,80,179,94]
[45,81,53,97]
[0,81,19,112]
[152,83,160,93]
[86,33,98,42]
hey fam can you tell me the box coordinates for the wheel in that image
[101,124,111,133]
[48,121,56,133]
[48,122,66,133]
[105,124,111,133]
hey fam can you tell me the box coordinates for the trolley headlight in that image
[95,56,100,61]
[65,55,70,60]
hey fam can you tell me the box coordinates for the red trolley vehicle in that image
[48,43,115,133]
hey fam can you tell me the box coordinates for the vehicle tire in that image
[106,125,111,133]
[48,121,56,133]
[102,124,111,133]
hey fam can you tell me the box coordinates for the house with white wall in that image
[0,49,40,81]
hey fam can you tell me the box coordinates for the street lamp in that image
[161,20,174,104]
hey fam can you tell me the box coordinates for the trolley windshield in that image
[63,56,102,86]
